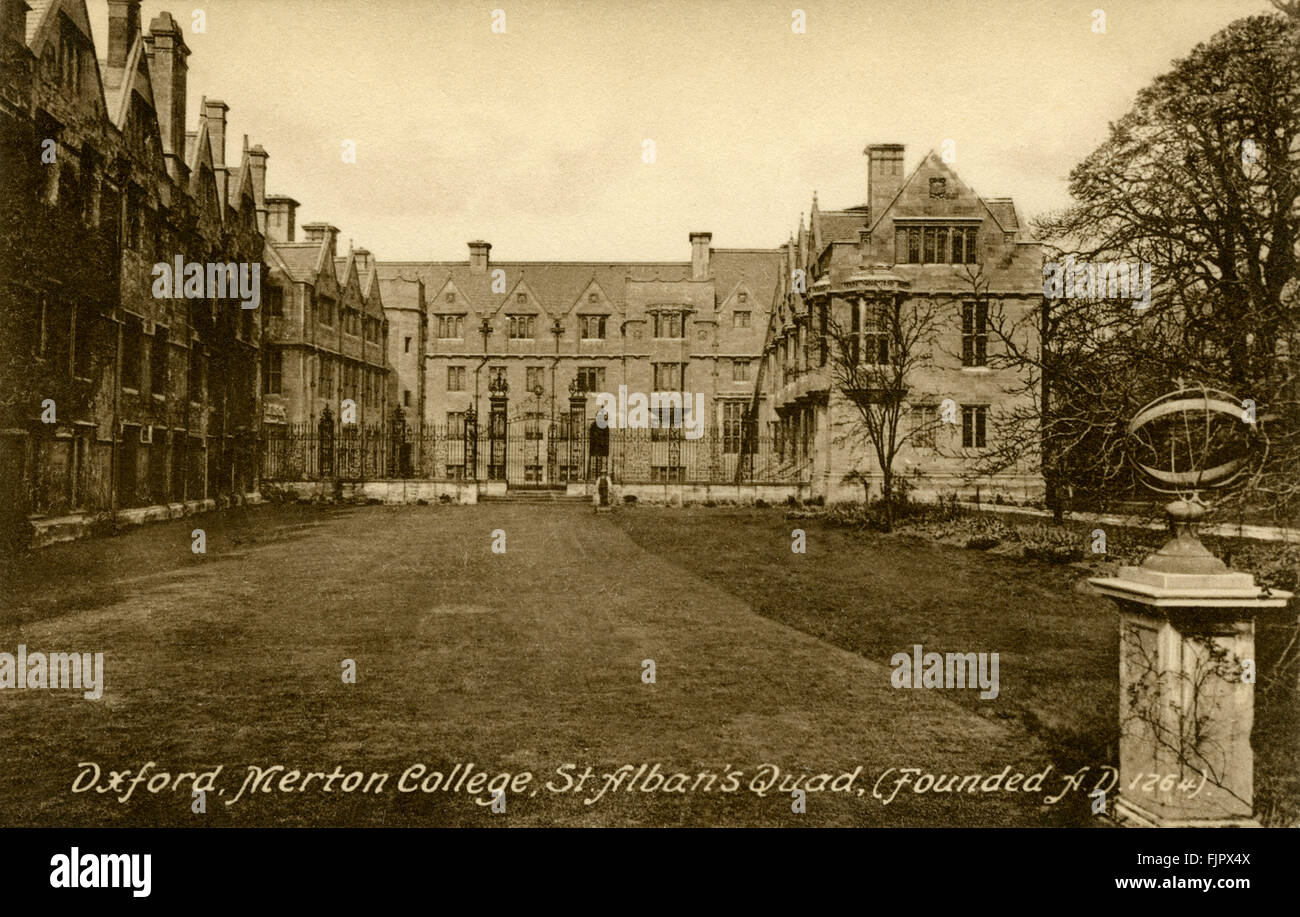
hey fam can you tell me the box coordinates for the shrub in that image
[439,494,452,504]
[963,516,1018,550]
[623,494,637,505]
[1021,523,1084,563]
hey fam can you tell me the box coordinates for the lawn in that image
[613,504,1299,826]
[2,500,1286,826]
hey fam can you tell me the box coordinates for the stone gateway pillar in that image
[1090,501,1292,827]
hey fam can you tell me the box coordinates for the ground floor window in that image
[651,465,685,483]
[962,405,988,449]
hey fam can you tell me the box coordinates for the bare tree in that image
[823,294,944,530]
[1031,11,1300,520]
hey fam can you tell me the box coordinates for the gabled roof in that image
[101,32,156,129]
[270,237,336,286]
[361,270,384,312]
[814,210,868,249]
[710,250,782,311]
[25,1,54,47]
[985,199,1020,234]
[28,0,109,121]
[376,249,783,318]
[226,141,258,221]
[376,261,687,317]
[867,149,1019,236]
[570,278,613,314]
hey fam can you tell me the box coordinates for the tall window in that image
[580,315,607,339]
[188,344,203,403]
[319,358,334,397]
[507,314,535,339]
[923,226,947,264]
[952,227,978,264]
[576,366,605,392]
[404,336,411,353]
[896,225,979,264]
[150,326,168,396]
[853,301,890,365]
[722,401,746,454]
[262,348,282,395]
[652,362,684,391]
[122,315,143,389]
[962,405,987,449]
[910,404,937,448]
[732,359,752,382]
[961,301,988,366]
[437,314,465,339]
[73,306,95,379]
[265,286,284,318]
[652,312,684,339]
[447,411,466,436]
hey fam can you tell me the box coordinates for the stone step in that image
[479,492,591,504]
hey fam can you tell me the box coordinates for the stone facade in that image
[375,235,782,483]
[261,200,393,430]
[0,0,271,546]
[759,143,1044,504]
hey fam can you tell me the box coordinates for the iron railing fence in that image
[259,422,811,486]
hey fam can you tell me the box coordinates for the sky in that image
[86,0,1278,262]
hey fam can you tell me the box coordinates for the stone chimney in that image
[1,0,29,48]
[202,98,228,170]
[143,13,190,176]
[247,141,269,231]
[468,240,491,273]
[107,0,140,70]
[354,248,374,271]
[689,232,712,280]
[302,222,339,258]
[265,195,298,243]
[865,143,905,223]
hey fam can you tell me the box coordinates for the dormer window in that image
[508,314,535,339]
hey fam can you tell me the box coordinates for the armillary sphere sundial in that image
[1125,382,1258,576]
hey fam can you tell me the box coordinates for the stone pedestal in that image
[1090,515,1291,827]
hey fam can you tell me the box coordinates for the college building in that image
[373,236,783,486]
[0,0,275,544]
[261,200,393,433]
[758,143,1044,503]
